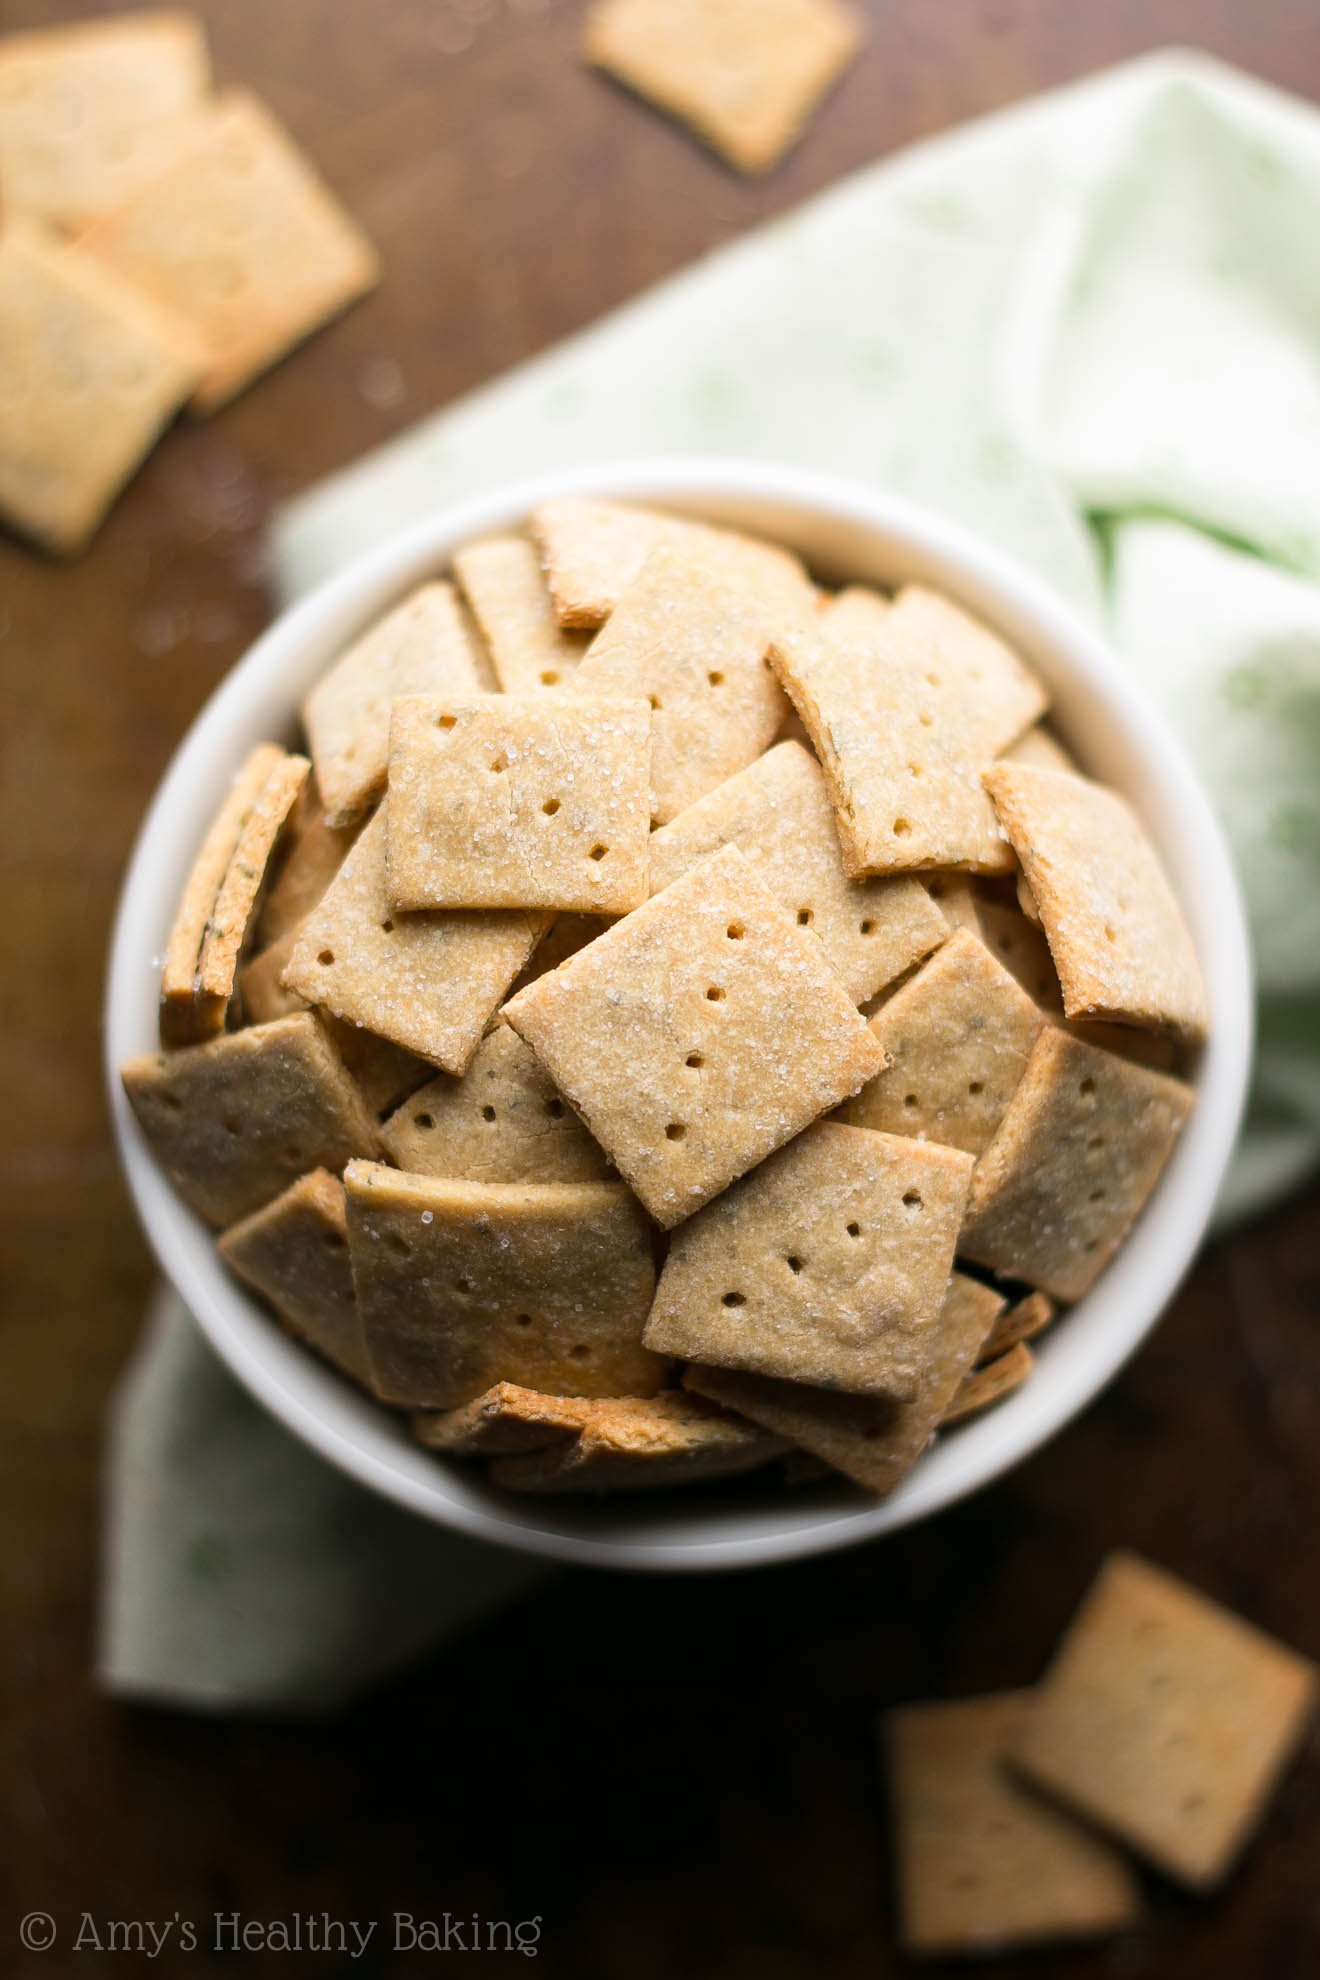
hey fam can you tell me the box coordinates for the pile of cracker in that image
[0,9,378,554]
[121,495,1208,1498]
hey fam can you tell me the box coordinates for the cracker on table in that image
[121,1012,379,1228]
[960,1028,1194,1301]
[78,90,379,413]
[454,534,590,693]
[645,1122,972,1399]
[649,741,948,1006]
[942,1341,1034,1426]
[381,1022,612,1184]
[284,807,545,1075]
[344,1162,664,1409]
[411,1381,586,1457]
[529,496,811,629]
[489,1391,789,1494]
[503,845,885,1227]
[884,585,1048,754]
[977,1289,1055,1365]
[192,751,309,1035]
[836,928,1047,1156]
[303,580,486,828]
[984,762,1208,1039]
[253,781,358,948]
[573,544,795,823]
[160,744,286,1047]
[0,222,200,554]
[1009,1553,1318,1889]
[769,614,1015,877]
[386,693,652,914]
[686,1272,1003,1492]
[582,0,864,176]
[885,1691,1141,1958]
[0,11,209,232]
[218,1168,371,1387]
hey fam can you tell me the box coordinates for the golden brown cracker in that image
[490,1391,788,1493]
[974,898,1063,1010]
[192,751,309,1034]
[453,534,590,693]
[503,845,885,1227]
[885,584,1047,753]
[411,1382,585,1458]
[385,692,652,914]
[322,1018,432,1121]
[238,929,304,1026]
[582,0,864,175]
[1002,724,1079,775]
[886,1691,1141,1957]
[121,1012,379,1228]
[644,1121,972,1399]
[942,1341,1034,1426]
[960,1028,1194,1301]
[344,1162,664,1409]
[984,762,1207,1039]
[923,870,981,934]
[649,741,947,1006]
[1009,1553,1318,1889]
[79,89,379,413]
[977,1289,1055,1365]
[253,781,358,948]
[284,808,545,1075]
[218,1168,371,1387]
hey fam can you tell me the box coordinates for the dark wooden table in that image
[3,2,1319,1973]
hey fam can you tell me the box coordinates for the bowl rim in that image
[105,457,1253,1572]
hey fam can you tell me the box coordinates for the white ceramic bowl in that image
[106,461,1252,1570]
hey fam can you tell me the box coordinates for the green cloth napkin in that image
[102,50,1320,1713]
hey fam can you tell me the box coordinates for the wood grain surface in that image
[2,3,1318,1974]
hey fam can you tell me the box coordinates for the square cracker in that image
[686,1272,1004,1492]
[0,222,200,554]
[984,761,1208,1039]
[121,1011,379,1228]
[942,1341,1034,1426]
[385,692,652,914]
[885,1691,1141,1958]
[644,1121,973,1399]
[453,535,590,693]
[283,808,545,1076]
[503,845,884,1227]
[649,740,948,1006]
[218,1168,371,1388]
[79,90,379,413]
[884,585,1048,754]
[343,1162,663,1409]
[490,1392,788,1493]
[573,544,794,824]
[959,1026,1193,1301]
[529,496,810,629]
[0,11,209,233]
[381,1022,612,1184]
[582,0,863,176]
[769,611,1015,878]
[303,580,486,827]
[836,927,1047,1157]
[1009,1553,1318,1889]
[254,782,358,948]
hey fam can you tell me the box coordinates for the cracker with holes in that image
[382,1023,612,1184]
[574,545,795,823]
[386,693,652,914]
[219,1169,371,1386]
[943,1342,1034,1425]
[582,0,863,175]
[960,1028,1194,1300]
[344,1162,663,1408]
[984,762,1208,1038]
[79,90,379,413]
[304,582,486,828]
[504,845,884,1227]
[121,1012,379,1228]
[490,1391,789,1493]
[530,496,811,629]
[769,614,1015,877]
[0,222,201,554]
[1008,1553,1318,1889]
[454,535,590,693]
[645,1121,972,1398]
[886,1691,1142,1958]
[283,808,545,1074]
[0,10,210,232]
[687,1272,1004,1492]
[837,928,1047,1156]
[884,585,1048,752]
[649,741,947,1005]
